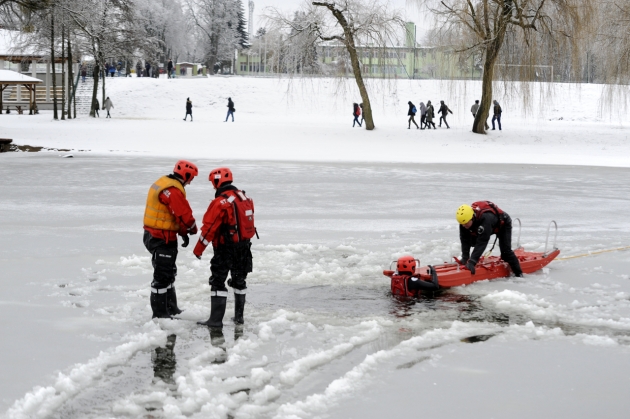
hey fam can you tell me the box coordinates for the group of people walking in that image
[407,100,453,129]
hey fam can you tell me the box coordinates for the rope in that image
[556,245,630,261]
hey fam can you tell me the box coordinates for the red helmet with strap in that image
[173,160,198,183]
[397,256,417,275]
[210,167,233,189]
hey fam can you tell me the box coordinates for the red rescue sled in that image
[384,221,561,296]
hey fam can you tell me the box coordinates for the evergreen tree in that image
[236,0,249,49]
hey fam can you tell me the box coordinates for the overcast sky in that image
[250,0,429,41]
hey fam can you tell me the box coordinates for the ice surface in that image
[1,76,630,418]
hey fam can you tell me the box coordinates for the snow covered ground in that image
[0,76,629,166]
[1,76,630,418]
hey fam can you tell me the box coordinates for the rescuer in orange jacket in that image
[143,160,198,318]
[194,167,255,328]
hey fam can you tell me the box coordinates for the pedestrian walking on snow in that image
[425,101,436,129]
[437,100,453,128]
[195,167,256,328]
[145,62,151,78]
[109,64,116,78]
[407,101,419,129]
[492,100,502,130]
[353,103,362,127]
[225,98,235,122]
[104,97,114,118]
[184,98,193,121]
[419,101,427,129]
[136,61,142,77]
[472,100,490,130]
[167,59,174,79]
[143,161,199,318]
[471,100,480,117]
[81,65,87,82]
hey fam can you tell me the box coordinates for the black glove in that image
[466,260,476,275]
[181,234,190,248]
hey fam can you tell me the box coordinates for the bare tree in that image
[268,0,404,131]
[416,0,588,133]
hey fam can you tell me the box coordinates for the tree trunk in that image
[67,28,73,119]
[61,23,65,120]
[473,31,506,134]
[51,11,58,120]
[321,4,375,130]
[101,66,106,105]
[90,63,99,117]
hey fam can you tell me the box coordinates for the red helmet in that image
[173,160,198,183]
[209,167,233,189]
[397,256,417,274]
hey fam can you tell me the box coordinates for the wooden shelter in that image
[0,70,42,114]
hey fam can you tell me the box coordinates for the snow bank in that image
[1,77,628,167]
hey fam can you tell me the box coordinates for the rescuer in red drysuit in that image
[143,160,198,318]
[456,201,523,277]
[194,167,255,328]
[397,256,440,293]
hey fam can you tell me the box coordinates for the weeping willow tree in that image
[594,1,630,113]
[416,0,591,133]
[267,0,405,131]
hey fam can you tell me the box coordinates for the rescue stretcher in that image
[384,220,561,295]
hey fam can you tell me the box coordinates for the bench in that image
[0,138,12,152]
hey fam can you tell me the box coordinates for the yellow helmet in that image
[456,204,474,224]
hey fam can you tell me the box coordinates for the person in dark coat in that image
[437,100,453,128]
[145,62,151,78]
[81,65,87,82]
[352,103,362,127]
[184,98,193,121]
[167,59,174,79]
[456,202,523,277]
[225,97,235,122]
[136,61,142,77]
[407,101,419,129]
[492,100,502,130]
[425,101,436,129]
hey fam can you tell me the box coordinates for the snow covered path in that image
[1,154,629,418]
[0,77,628,167]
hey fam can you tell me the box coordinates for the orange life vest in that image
[143,176,186,231]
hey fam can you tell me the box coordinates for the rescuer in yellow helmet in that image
[456,201,523,277]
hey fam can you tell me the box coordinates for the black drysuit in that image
[460,211,523,276]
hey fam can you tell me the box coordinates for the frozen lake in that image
[1,154,629,418]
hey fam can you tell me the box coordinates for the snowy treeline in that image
[0,0,249,74]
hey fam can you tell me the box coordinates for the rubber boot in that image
[167,286,182,315]
[232,293,245,325]
[150,292,171,319]
[197,296,227,328]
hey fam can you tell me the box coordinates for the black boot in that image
[232,293,246,325]
[197,296,227,328]
[150,292,171,319]
[167,286,182,315]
